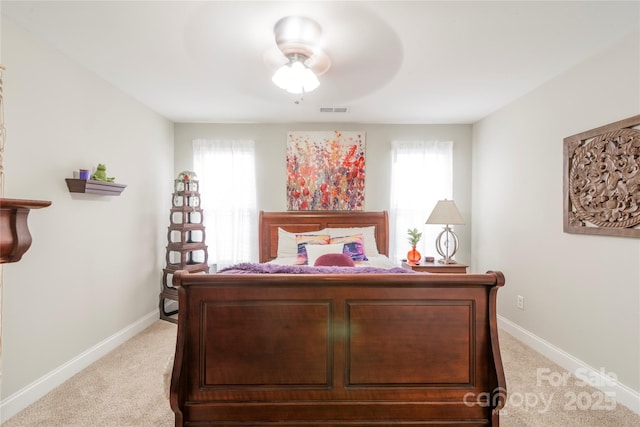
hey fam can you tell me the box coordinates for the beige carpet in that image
[2,320,639,426]
[2,321,176,427]
[499,330,640,426]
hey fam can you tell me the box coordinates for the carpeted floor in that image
[499,329,639,426]
[2,321,176,427]
[2,320,639,426]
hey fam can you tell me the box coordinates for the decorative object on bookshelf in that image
[90,163,115,182]
[159,171,208,323]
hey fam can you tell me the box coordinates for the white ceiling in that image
[2,1,638,124]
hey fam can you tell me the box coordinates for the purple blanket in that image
[218,262,414,275]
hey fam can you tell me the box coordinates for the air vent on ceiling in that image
[320,107,349,113]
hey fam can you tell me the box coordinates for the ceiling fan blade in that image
[304,49,331,76]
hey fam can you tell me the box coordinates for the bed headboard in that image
[259,211,389,263]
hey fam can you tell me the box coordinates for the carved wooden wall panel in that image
[564,115,640,237]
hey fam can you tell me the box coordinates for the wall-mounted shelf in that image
[65,178,126,196]
[0,198,52,263]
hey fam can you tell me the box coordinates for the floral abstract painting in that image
[286,131,365,211]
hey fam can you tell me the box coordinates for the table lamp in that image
[425,199,464,264]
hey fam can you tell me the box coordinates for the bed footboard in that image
[170,271,506,426]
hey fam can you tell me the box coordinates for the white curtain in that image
[389,140,453,261]
[193,139,258,268]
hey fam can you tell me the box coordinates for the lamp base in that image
[434,226,460,265]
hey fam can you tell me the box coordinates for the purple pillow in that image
[313,253,356,267]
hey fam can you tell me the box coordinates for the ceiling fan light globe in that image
[273,60,320,94]
[302,68,320,92]
[286,85,303,94]
[288,61,306,91]
[272,64,292,90]
[290,60,306,73]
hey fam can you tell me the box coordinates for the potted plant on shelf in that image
[407,227,422,265]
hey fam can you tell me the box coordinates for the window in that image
[389,140,453,261]
[193,139,258,268]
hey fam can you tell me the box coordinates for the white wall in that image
[472,32,640,396]
[174,122,473,265]
[0,16,173,403]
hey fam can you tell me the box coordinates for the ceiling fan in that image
[264,16,331,95]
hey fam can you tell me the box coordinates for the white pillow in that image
[277,228,299,258]
[320,226,380,256]
[305,243,345,266]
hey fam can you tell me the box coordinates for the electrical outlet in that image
[517,295,524,310]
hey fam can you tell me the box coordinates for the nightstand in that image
[402,261,468,274]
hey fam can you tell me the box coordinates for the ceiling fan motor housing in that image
[274,16,321,58]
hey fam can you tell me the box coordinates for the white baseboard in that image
[0,310,159,423]
[498,315,640,415]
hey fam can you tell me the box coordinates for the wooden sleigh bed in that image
[170,211,506,426]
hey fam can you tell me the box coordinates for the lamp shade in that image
[425,199,464,225]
